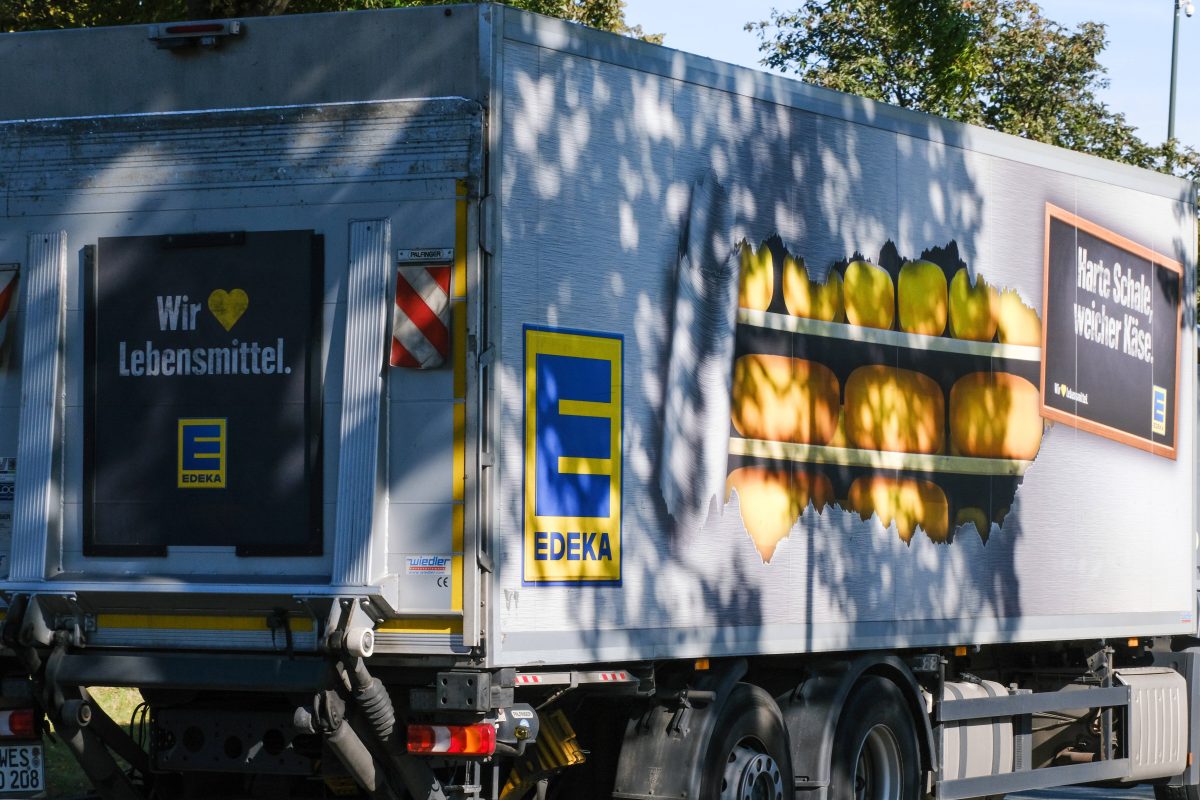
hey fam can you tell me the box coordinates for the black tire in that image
[828,676,921,800]
[699,683,793,800]
[1156,785,1200,800]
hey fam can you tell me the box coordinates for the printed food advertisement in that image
[499,40,1194,662]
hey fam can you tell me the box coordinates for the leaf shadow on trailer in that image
[492,42,1048,665]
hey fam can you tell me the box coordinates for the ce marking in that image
[436,577,450,588]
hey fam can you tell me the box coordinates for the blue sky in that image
[623,0,1200,154]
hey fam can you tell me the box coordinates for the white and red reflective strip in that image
[390,264,450,368]
[0,266,18,363]
[514,670,635,686]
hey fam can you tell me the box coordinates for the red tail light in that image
[407,723,496,756]
[0,709,37,739]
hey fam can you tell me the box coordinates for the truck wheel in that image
[829,676,920,800]
[1156,785,1200,800]
[700,683,792,800]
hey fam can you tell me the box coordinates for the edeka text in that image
[533,531,613,562]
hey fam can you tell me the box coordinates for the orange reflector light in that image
[1127,638,1140,648]
[695,658,711,671]
[954,646,968,657]
[407,723,496,756]
[0,709,37,739]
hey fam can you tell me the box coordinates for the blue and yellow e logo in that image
[1152,385,1168,436]
[178,418,227,489]
[524,326,622,585]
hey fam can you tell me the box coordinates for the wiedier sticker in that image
[523,326,622,585]
[178,418,227,489]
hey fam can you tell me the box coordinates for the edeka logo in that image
[1152,385,1168,436]
[524,326,622,585]
[178,418,227,489]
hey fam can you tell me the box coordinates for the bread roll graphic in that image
[732,354,840,445]
[843,260,895,330]
[739,243,774,311]
[897,260,948,336]
[844,365,945,454]
[950,372,1041,459]
[948,268,999,342]
[726,466,833,560]
[848,475,949,543]
[996,289,1041,346]
[783,255,845,322]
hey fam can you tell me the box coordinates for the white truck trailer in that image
[0,5,1196,800]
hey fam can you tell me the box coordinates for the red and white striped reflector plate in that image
[407,723,496,756]
[0,265,18,366]
[391,265,451,369]
[0,709,37,739]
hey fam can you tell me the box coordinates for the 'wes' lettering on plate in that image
[523,327,623,585]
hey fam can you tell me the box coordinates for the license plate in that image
[0,744,43,796]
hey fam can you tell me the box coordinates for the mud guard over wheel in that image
[699,683,792,800]
[611,659,792,800]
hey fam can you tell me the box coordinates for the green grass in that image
[44,687,144,799]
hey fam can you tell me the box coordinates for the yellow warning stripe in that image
[98,614,313,633]
[452,506,465,614]
[453,302,468,400]
[377,618,464,635]
[454,181,468,300]
[452,403,467,503]
[451,179,469,623]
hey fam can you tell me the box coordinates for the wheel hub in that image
[722,744,784,800]
[853,724,904,800]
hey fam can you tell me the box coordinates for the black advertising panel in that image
[85,231,323,555]
[1040,205,1183,459]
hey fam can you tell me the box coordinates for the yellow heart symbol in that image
[208,289,249,332]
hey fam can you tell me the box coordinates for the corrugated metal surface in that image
[9,232,66,581]
[1118,667,1188,781]
[489,18,1197,666]
[0,98,483,629]
[0,6,485,121]
[0,99,482,217]
[501,9,1188,203]
[333,218,392,588]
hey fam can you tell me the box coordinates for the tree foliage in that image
[1,0,661,42]
[749,0,1189,174]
